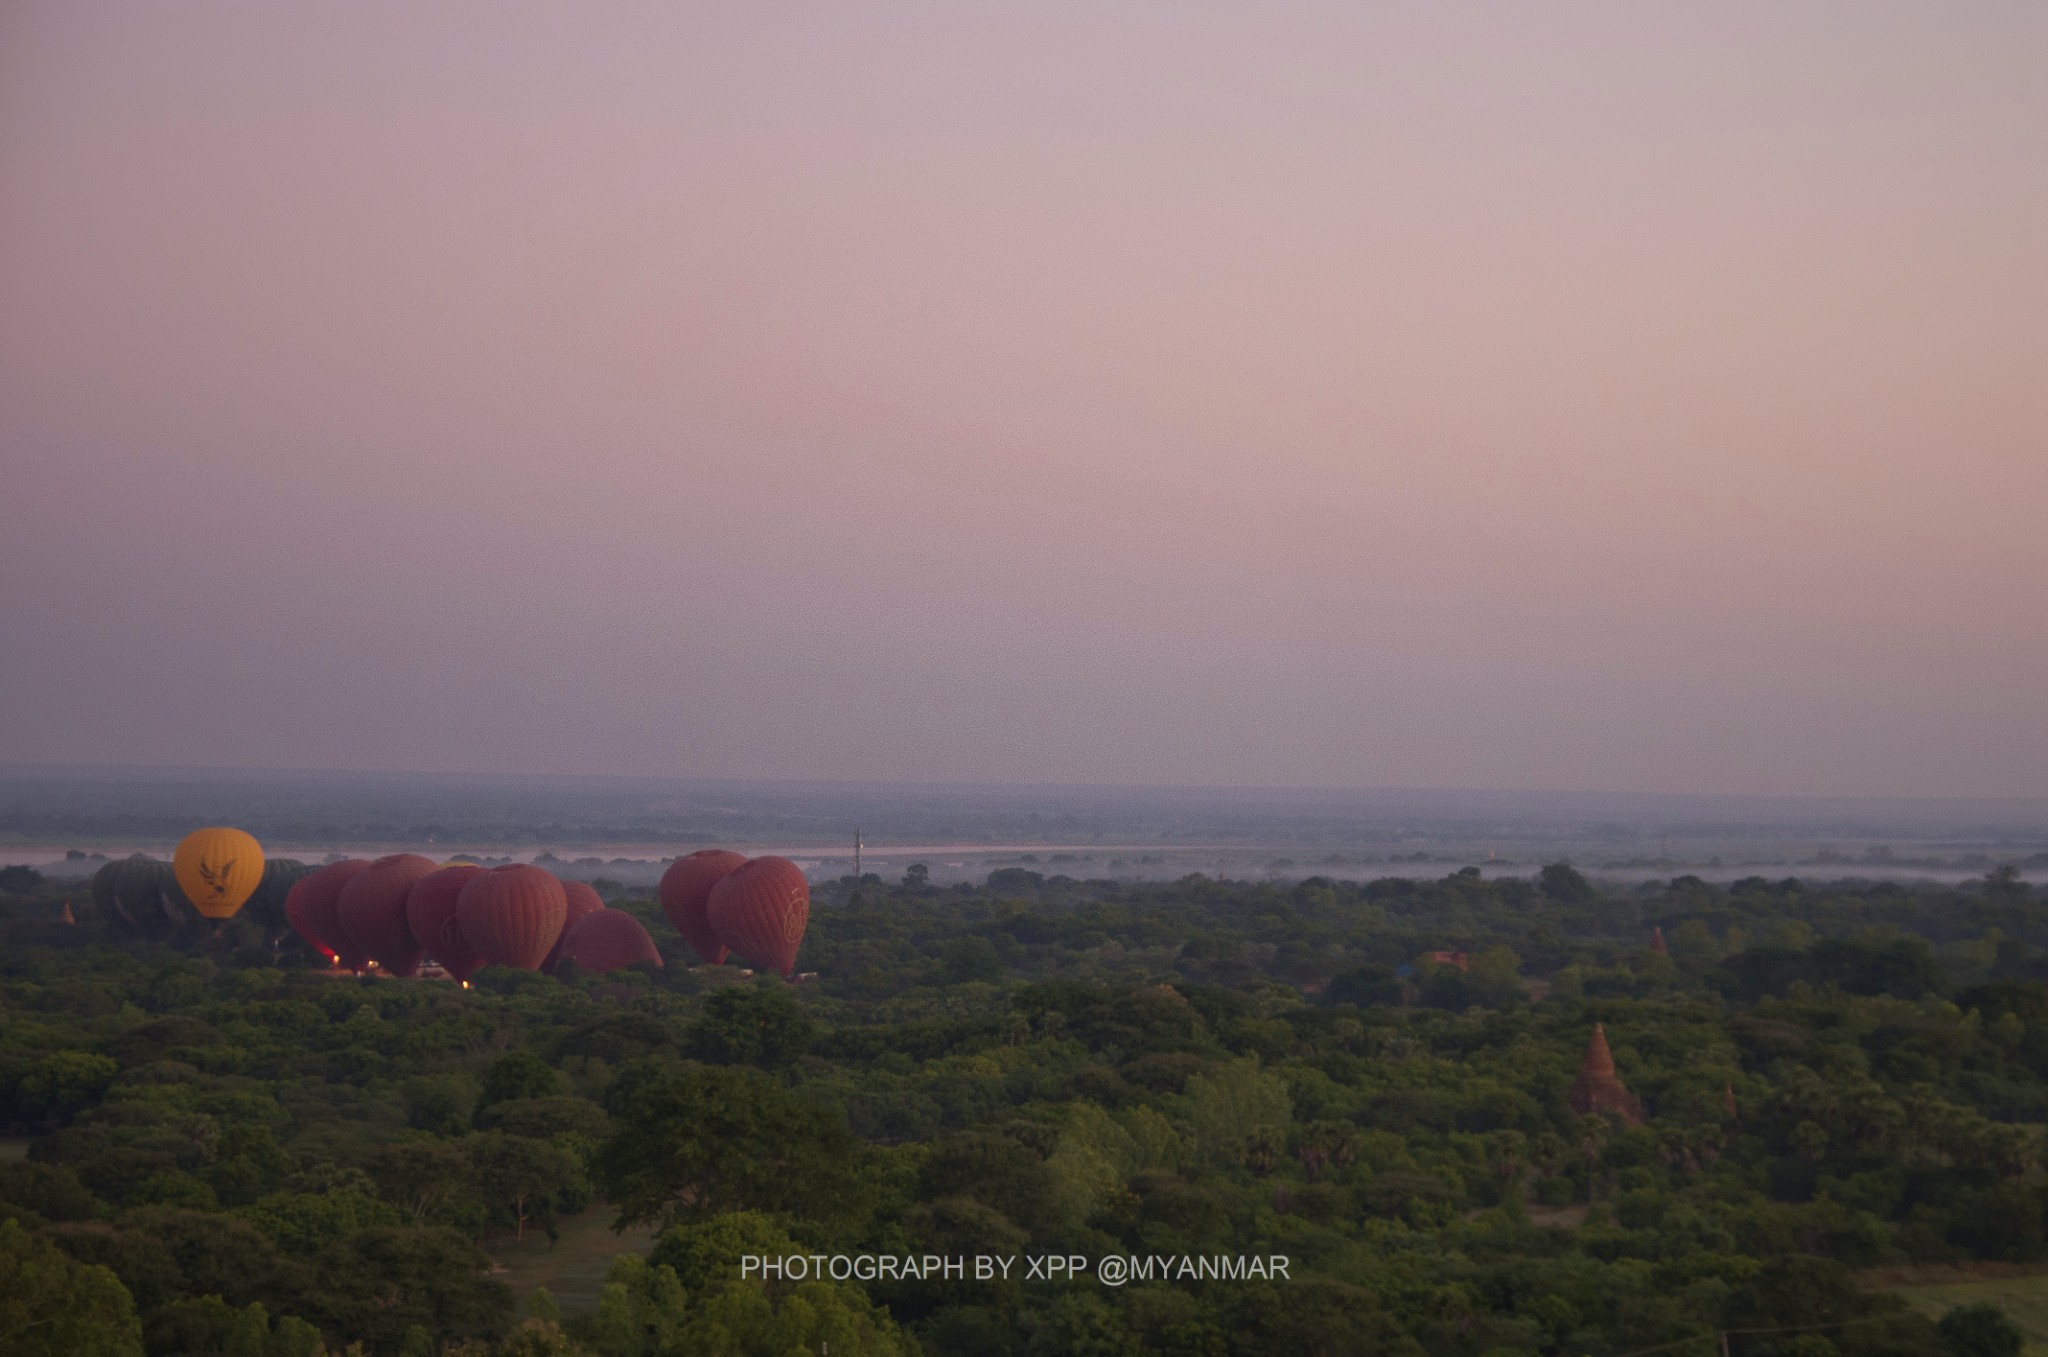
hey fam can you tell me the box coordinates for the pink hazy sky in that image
[1,2,2042,797]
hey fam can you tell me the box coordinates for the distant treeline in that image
[3,860,2047,1356]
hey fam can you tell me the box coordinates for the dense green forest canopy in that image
[4,859,2047,1356]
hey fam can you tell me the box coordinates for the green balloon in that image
[244,858,313,933]
[103,855,200,933]
[90,860,121,921]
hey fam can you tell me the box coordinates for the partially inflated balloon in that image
[285,877,338,962]
[542,881,604,974]
[107,855,173,932]
[91,860,122,924]
[338,853,438,977]
[660,850,747,965]
[707,856,810,978]
[456,865,567,972]
[255,858,309,902]
[559,909,663,974]
[173,827,265,922]
[407,864,484,981]
[158,873,201,927]
[297,860,372,971]
[246,859,312,935]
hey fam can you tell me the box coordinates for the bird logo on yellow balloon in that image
[197,858,237,900]
[174,827,265,922]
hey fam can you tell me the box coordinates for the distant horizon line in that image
[5,758,2046,813]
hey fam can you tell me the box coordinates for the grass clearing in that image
[1863,1265,2048,1356]
[485,1208,662,1316]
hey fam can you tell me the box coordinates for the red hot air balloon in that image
[660,849,747,965]
[285,877,338,963]
[542,880,604,974]
[407,864,484,982]
[456,865,568,972]
[297,860,372,971]
[707,856,810,978]
[337,854,438,977]
[558,909,663,974]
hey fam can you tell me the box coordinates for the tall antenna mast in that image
[854,827,862,879]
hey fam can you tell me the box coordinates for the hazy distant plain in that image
[5,765,2043,889]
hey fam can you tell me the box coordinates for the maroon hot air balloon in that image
[456,864,568,972]
[337,853,437,977]
[407,864,484,982]
[660,849,747,965]
[296,859,372,972]
[706,855,809,978]
[558,908,663,974]
[285,877,338,963]
[542,880,604,974]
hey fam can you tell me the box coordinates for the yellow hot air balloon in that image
[173,827,265,922]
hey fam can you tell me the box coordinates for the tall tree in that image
[597,1063,860,1228]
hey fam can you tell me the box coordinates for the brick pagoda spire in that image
[1568,1023,1644,1124]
